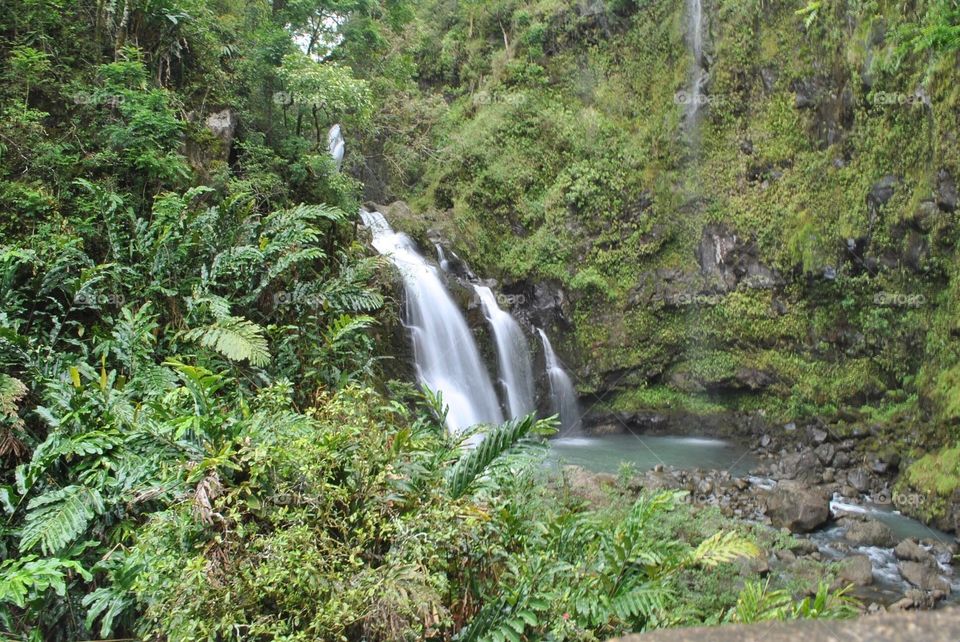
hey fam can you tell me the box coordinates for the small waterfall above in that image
[536,328,582,434]
[328,124,345,170]
[684,0,707,126]
[360,209,503,432]
[435,244,450,272]
[473,285,536,419]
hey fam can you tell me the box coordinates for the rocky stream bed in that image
[560,415,960,613]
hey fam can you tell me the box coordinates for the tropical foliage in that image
[0,0,866,640]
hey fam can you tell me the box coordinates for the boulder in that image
[778,449,821,484]
[763,482,830,533]
[895,539,934,564]
[815,443,836,466]
[562,465,617,508]
[868,175,898,211]
[694,223,779,292]
[847,467,872,493]
[788,537,821,556]
[899,560,951,593]
[937,168,957,213]
[839,554,874,586]
[840,517,896,548]
[205,109,237,160]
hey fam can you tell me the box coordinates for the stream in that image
[550,431,958,606]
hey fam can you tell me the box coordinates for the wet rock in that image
[789,538,821,556]
[774,549,797,563]
[833,451,851,469]
[205,108,237,160]
[840,517,896,548]
[912,201,941,232]
[792,76,823,109]
[903,230,929,272]
[937,169,957,213]
[739,552,771,576]
[895,539,934,564]
[562,465,617,508]
[880,450,901,472]
[811,428,829,444]
[778,450,820,484]
[763,482,830,533]
[847,468,872,493]
[868,175,898,211]
[695,223,780,293]
[899,560,951,593]
[839,554,874,586]
[815,443,836,466]
[888,595,915,611]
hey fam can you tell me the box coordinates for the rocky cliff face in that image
[354,0,960,530]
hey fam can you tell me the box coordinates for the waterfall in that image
[435,244,450,272]
[536,328,582,434]
[360,209,503,433]
[473,285,536,419]
[684,0,707,125]
[328,124,345,170]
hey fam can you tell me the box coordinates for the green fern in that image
[0,555,91,609]
[447,414,552,499]
[19,485,105,555]
[184,316,271,366]
[688,531,761,568]
[609,582,667,621]
[729,578,792,623]
[794,581,859,619]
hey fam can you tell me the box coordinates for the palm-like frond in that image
[183,316,271,366]
[19,485,105,555]
[688,531,760,568]
[447,414,551,499]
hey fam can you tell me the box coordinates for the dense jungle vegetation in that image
[0,0,957,639]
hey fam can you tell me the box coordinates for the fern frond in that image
[448,415,552,499]
[0,374,27,427]
[689,531,760,568]
[20,485,105,555]
[729,578,792,624]
[183,316,270,366]
[324,314,375,347]
[0,555,91,609]
[610,582,668,622]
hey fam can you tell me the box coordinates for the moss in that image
[364,0,960,431]
[896,446,960,524]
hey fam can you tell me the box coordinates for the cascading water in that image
[360,209,503,433]
[328,124,345,170]
[536,328,582,434]
[473,285,536,419]
[435,244,450,272]
[684,0,707,126]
